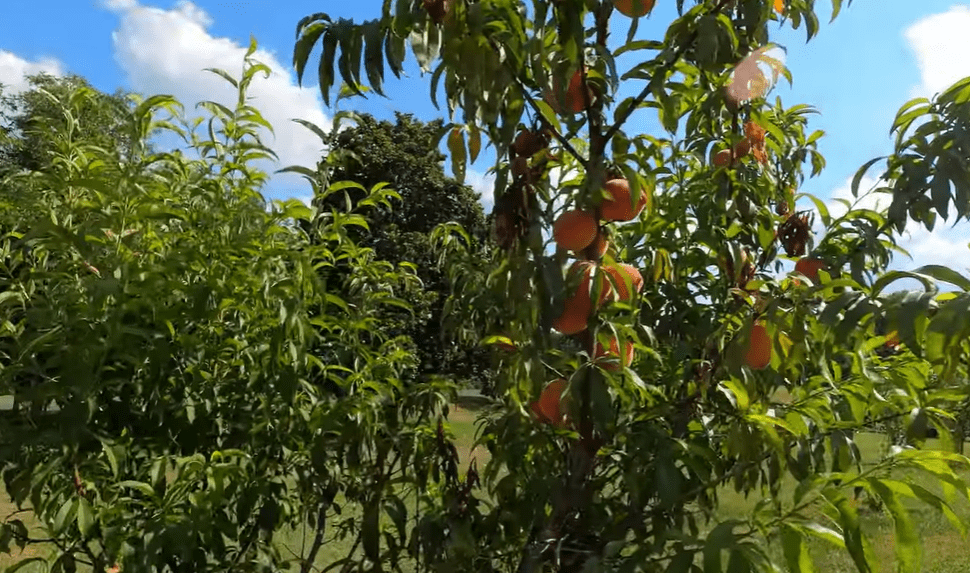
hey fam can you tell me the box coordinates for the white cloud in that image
[804,174,970,290]
[0,50,65,96]
[466,168,496,213]
[904,4,970,99]
[901,223,970,274]
[101,0,138,9]
[101,0,331,200]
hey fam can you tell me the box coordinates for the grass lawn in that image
[273,395,491,572]
[0,499,48,572]
[4,395,970,572]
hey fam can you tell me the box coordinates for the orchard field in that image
[5,1,970,573]
[2,397,970,572]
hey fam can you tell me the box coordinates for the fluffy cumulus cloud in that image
[0,50,65,96]
[100,0,331,200]
[904,4,970,99]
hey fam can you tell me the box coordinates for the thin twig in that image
[300,504,329,573]
[602,0,737,147]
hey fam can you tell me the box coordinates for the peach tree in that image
[295,1,970,572]
[0,38,462,572]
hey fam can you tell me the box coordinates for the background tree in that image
[311,112,497,390]
[0,73,148,173]
[0,73,155,224]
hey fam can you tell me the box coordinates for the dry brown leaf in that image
[725,46,787,106]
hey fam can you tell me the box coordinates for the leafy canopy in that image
[0,36,460,573]
[291,1,970,572]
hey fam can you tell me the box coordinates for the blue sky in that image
[2,0,970,282]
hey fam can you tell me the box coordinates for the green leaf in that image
[385,31,406,79]
[824,489,875,573]
[726,549,751,573]
[384,496,408,544]
[318,31,338,107]
[237,107,275,135]
[667,551,695,573]
[336,26,366,99]
[532,99,562,136]
[76,498,94,537]
[655,455,683,509]
[4,557,46,573]
[295,12,330,39]
[363,21,386,97]
[410,25,438,73]
[613,39,663,57]
[831,0,843,21]
[801,193,831,227]
[903,481,968,537]
[704,521,740,573]
[276,165,320,186]
[196,100,233,120]
[52,498,78,535]
[332,110,362,134]
[937,75,970,105]
[926,294,970,370]
[797,522,845,548]
[912,265,970,292]
[116,480,156,497]
[447,127,466,183]
[851,156,887,198]
[293,21,328,86]
[429,62,446,110]
[203,67,239,89]
[245,33,258,59]
[780,524,813,573]
[872,270,937,297]
[930,173,951,220]
[329,180,367,193]
[102,442,119,479]
[0,289,24,307]
[891,97,931,137]
[868,479,920,573]
[719,378,749,411]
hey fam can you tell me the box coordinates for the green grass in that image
[4,398,970,572]
[274,398,490,572]
[0,497,48,572]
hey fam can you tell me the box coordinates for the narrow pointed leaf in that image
[869,479,920,573]
[294,22,329,86]
[318,31,338,107]
[363,21,386,96]
[447,127,466,183]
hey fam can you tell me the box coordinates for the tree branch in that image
[300,503,330,573]
[488,37,589,172]
[602,0,737,147]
